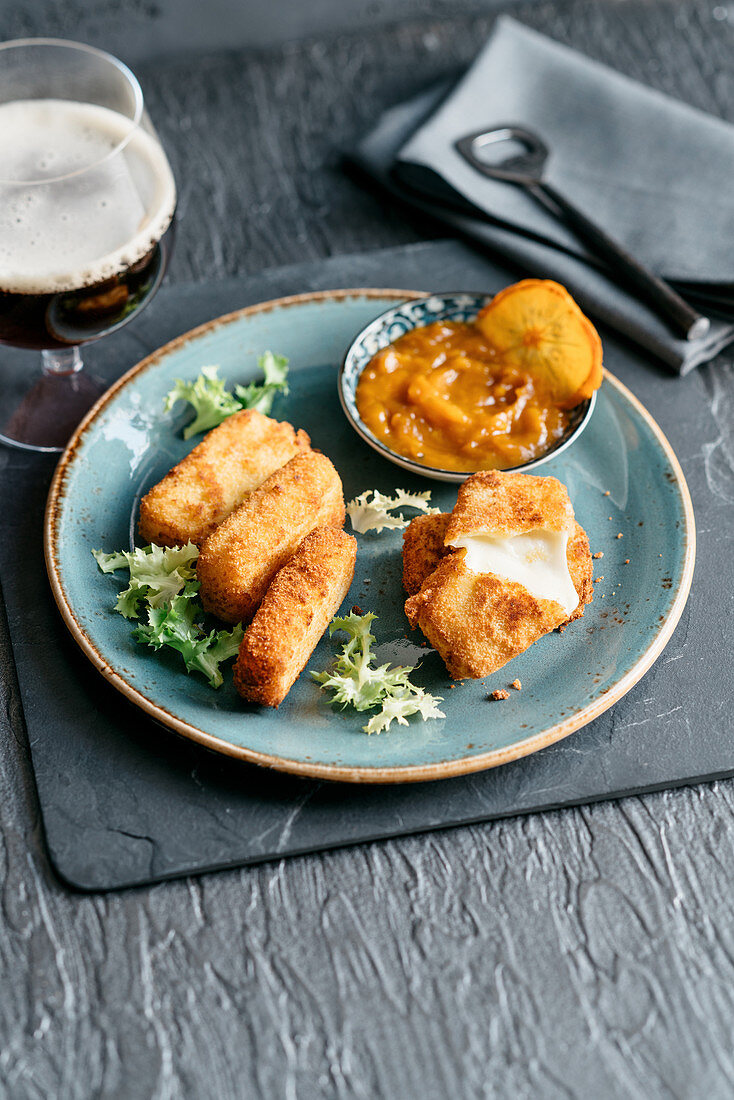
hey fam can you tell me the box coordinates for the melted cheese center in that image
[451,530,578,614]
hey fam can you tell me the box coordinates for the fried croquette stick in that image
[138,409,310,547]
[197,450,346,624]
[402,512,451,596]
[233,527,357,706]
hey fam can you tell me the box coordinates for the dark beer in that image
[0,98,176,351]
[0,221,175,349]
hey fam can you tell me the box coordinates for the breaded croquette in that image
[403,507,592,620]
[405,552,566,679]
[402,512,451,596]
[445,469,590,624]
[404,470,593,678]
[233,527,357,706]
[445,469,575,545]
[138,409,310,547]
[565,522,594,624]
[197,450,345,624]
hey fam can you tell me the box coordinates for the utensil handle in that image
[536,181,710,342]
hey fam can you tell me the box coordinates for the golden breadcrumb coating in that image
[402,512,451,596]
[404,470,593,678]
[138,409,310,547]
[565,521,594,624]
[447,469,591,626]
[405,551,569,679]
[197,450,345,624]
[233,526,357,706]
[445,469,575,543]
[403,513,592,624]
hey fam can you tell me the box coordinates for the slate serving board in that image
[1,240,729,892]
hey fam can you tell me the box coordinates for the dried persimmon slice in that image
[475,280,603,408]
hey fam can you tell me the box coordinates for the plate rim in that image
[44,287,697,784]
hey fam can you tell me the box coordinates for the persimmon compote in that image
[355,282,603,474]
[356,320,568,472]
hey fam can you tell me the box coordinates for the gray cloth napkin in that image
[350,16,734,374]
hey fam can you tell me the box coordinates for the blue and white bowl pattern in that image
[339,292,596,483]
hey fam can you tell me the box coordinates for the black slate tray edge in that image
[2,240,729,893]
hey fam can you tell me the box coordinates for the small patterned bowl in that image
[338,291,597,483]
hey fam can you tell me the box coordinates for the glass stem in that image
[42,347,83,376]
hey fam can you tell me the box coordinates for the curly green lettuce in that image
[312,611,444,734]
[93,542,199,619]
[92,542,242,688]
[234,351,289,415]
[163,352,289,439]
[133,595,243,689]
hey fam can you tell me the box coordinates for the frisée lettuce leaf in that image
[92,542,199,619]
[234,351,289,415]
[92,542,242,688]
[312,611,444,734]
[163,366,241,439]
[133,596,243,689]
[362,685,446,736]
[346,488,441,534]
[163,352,289,439]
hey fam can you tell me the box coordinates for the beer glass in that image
[0,39,176,452]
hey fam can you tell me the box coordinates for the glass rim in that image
[0,37,144,186]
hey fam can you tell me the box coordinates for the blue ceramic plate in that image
[339,292,596,482]
[45,290,695,783]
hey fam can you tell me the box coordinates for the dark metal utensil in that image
[455,125,710,341]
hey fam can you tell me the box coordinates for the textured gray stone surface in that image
[3,0,535,58]
[2,0,734,1096]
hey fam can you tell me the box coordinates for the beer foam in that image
[0,99,176,294]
